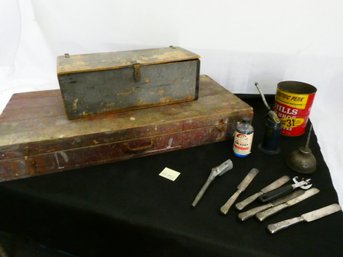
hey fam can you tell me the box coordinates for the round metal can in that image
[273,81,317,136]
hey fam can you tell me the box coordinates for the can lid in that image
[277,81,317,94]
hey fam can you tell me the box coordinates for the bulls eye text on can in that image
[274,81,317,137]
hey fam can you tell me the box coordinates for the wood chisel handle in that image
[259,184,293,203]
[256,203,288,221]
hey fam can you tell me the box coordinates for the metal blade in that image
[286,187,320,206]
[220,190,241,215]
[271,189,305,206]
[220,168,259,215]
[237,168,259,191]
[260,176,290,193]
[302,203,341,222]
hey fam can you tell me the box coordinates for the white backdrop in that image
[1,0,342,203]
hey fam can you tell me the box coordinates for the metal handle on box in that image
[124,140,153,152]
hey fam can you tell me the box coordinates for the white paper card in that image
[159,167,180,181]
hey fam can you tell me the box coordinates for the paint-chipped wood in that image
[57,46,200,119]
[57,46,200,75]
[0,75,253,182]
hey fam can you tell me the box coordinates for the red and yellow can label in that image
[280,117,304,128]
[275,89,309,110]
[274,88,315,136]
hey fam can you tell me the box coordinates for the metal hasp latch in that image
[192,159,233,207]
[133,63,141,82]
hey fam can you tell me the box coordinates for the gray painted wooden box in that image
[57,46,200,119]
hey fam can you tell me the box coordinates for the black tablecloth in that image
[0,95,342,257]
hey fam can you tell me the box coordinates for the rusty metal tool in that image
[258,176,312,203]
[235,175,290,211]
[192,159,233,207]
[220,168,259,215]
[238,190,304,221]
[256,187,320,222]
[268,203,341,234]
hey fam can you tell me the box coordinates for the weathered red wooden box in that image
[0,75,253,182]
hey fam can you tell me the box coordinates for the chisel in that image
[235,175,290,210]
[220,168,259,215]
[268,203,341,234]
[256,187,320,221]
[238,190,304,221]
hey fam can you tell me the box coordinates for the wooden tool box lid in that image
[57,46,200,75]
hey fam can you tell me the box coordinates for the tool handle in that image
[220,190,241,215]
[256,203,288,221]
[267,216,305,234]
[259,184,293,203]
[192,178,212,207]
[221,168,259,214]
[235,192,262,210]
[238,203,273,221]
[214,159,233,176]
